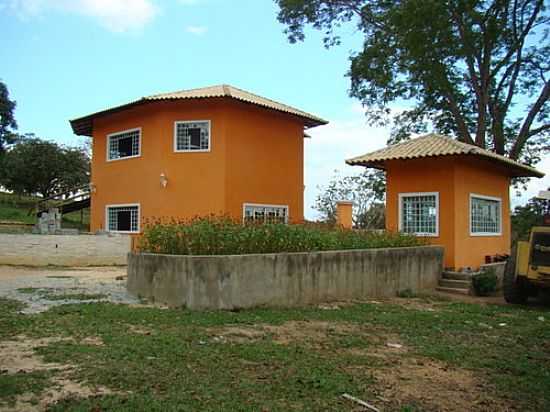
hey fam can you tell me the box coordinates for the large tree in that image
[0,81,18,155]
[276,0,550,164]
[1,136,90,198]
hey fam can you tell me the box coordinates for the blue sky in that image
[1,0,548,218]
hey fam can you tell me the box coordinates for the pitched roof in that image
[346,133,544,178]
[70,84,328,136]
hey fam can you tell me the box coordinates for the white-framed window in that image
[174,120,211,152]
[107,128,141,161]
[106,204,140,233]
[243,203,289,224]
[470,194,502,236]
[398,192,439,236]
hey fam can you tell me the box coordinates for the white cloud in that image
[7,0,158,32]
[185,25,207,35]
[304,104,549,220]
[304,108,390,220]
[178,0,200,4]
[511,156,550,208]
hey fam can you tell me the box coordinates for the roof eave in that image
[345,159,386,170]
[346,153,544,178]
[70,94,328,136]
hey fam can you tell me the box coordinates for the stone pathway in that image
[0,265,140,314]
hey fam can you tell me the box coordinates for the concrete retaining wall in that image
[0,233,131,266]
[127,246,444,310]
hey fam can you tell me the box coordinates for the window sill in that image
[470,232,502,237]
[106,154,141,162]
[174,149,211,153]
[408,233,439,237]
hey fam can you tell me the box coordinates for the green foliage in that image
[138,215,422,255]
[472,269,498,296]
[0,191,90,233]
[0,372,50,406]
[397,288,416,298]
[0,80,18,155]
[276,0,550,164]
[315,169,386,229]
[0,136,90,198]
[512,194,550,241]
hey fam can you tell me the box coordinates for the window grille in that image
[108,129,140,160]
[244,204,288,224]
[175,121,210,151]
[400,194,438,235]
[471,196,501,235]
[107,205,139,233]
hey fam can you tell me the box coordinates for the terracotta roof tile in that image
[346,133,544,178]
[70,85,327,136]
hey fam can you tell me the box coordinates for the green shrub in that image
[397,288,416,298]
[471,268,498,296]
[138,216,425,256]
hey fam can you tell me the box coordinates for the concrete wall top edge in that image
[131,245,444,260]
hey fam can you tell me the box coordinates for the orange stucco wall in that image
[336,202,353,229]
[386,156,511,270]
[223,101,304,223]
[452,157,511,269]
[89,98,305,232]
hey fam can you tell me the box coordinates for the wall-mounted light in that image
[89,183,97,193]
[160,173,168,188]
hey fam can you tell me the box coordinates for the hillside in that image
[0,192,89,233]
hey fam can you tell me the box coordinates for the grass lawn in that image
[0,296,549,411]
[0,191,89,232]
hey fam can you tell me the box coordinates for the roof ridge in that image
[146,84,226,99]
[225,84,320,118]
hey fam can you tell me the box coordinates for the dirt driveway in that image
[0,265,139,313]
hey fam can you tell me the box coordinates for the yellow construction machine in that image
[504,190,550,304]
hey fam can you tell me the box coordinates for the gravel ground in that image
[0,265,140,314]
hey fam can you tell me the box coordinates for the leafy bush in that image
[138,216,424,256]
[471,268,498,296]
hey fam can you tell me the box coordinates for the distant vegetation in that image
[0,192,89,233]
[138,216,424,256]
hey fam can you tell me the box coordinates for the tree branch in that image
[510,80,550,159]
[527,123,550,137]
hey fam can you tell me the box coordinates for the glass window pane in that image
[108,129,140,160]
[471,196,500,234]
[107,206,139,232]
[176,121,210,151]
[401,194,437,235]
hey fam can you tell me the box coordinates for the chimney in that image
[336,201,353,229]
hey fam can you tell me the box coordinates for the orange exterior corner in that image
[385,156,512,270]
[88,98,309,233]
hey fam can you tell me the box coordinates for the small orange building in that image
[347,134,545,270]
[70,85,327,233]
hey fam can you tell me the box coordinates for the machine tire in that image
[504,245,528,304]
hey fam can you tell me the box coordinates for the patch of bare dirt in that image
[0,336,113,412]
[388,297,442,312]
[80,336,104,346]
[127,324,153,336]
[372,357,511,411]
[0,337,72,374]
[209,320,362,345]
[264,320,359,345]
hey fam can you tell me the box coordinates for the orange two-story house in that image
[70,85,327,233]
